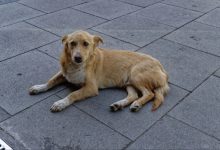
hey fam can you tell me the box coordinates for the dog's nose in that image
[74,53,82,63]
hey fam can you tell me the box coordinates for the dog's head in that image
[61,30,103,64]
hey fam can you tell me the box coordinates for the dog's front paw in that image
[29,84,47,95]
[50,99,68,112]
[130,101,141,112]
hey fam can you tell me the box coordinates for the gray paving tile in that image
[0,95,130,150]
[0,3,43,27]
[0,128,26,149]
[162,0,220,12]
[19,0,91,13]
[0,0,17,5]
[0,51,64,115]
[127,116,220,149]
[88,30,140,50]
[133,3,201,27]
[169,76,220,139]
[57,85,188,140]
[165,21,220,56]
[197,8,220,28]
[74,0,140,20]
[0,22,58,61]
[38,40,63,60]
[117,0,163,7]
[93,13,175,47]
[38,30,139,59]
[27,8,106,36]
[215,69,220,78]
[0,108,10,122]
[139,39,220,91]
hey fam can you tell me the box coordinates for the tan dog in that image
[29,30,169,112]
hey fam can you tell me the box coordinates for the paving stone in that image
[93,13,175,47]
[74,0,140,20]
[127,116,220,149]
[139,39,220,91]
[169,76,220,139]
[117,0,163,7]
[0,51,64,115]
[0,22,58,61]
[133,3,201,27]
[0,95,130,150]
[38,30,139,59]
[0,0,17,5]
[88,30,140,50]
[165,21,220,57]
[214,69,220,78]
[38,40,63,60]
[0,107,10,122]
[162,0,220,12]
[19,0,91,13]
[27,8,106,36]
[0,3,43,27]
[0,128,26,149]
[57,85,188,140]
[197,8,220,28]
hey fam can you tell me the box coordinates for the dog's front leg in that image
[29,71,66,95]
[50,82,98,112]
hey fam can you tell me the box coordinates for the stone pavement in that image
[0,0,220,149]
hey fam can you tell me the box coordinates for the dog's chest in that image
[63,66,85,84]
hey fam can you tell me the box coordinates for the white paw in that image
[50,99,69,112]
[110,103,122,111]
[110,99,128,111]
[130,101,141,112]
[29,84,47,95]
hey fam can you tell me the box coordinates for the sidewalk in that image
[1,0,220,149]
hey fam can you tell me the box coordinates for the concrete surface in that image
[0,0,220,149]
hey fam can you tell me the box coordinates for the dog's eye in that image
[83,41,89,47]
[70,41,77,47]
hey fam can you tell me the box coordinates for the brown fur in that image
[29,30,169,112]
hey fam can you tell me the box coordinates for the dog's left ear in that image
[62,35,68,44]
[93,36,103,47]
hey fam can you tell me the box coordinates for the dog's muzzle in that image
[74,53,82,63]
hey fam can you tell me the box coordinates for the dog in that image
[29,30,169,112]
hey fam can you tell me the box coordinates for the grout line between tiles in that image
[162,38,220,58]
[55,94,133,142]
[0,88,66,123]
[167,115,220,142]
[160,2,206,13]
[37,49,59,61]
[0,39,59,63]
[24,21,61,37]
[134,5,220,53]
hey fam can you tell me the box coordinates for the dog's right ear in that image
[62,35,68,44]
[93,35,103,47]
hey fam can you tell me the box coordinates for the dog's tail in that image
[152,83,169,111]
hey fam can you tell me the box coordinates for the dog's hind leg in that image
[130,87,154,112]
[29,71,66,95]
[110,86,138,111]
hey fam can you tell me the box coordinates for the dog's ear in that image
[93,36,103,47]
[62,35,68,44]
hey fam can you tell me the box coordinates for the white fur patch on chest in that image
[63,66,85,84]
